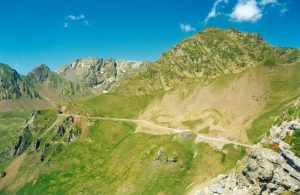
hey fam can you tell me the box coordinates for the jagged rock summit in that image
[58,57,148,91]
[26,64,51,83]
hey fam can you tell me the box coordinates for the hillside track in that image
[62,113,260,149]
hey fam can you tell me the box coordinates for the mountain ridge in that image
[1,27,300,194]
[0,63,90,111]
[57,57,150,92]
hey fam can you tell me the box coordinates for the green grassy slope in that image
[68,90,165,118]
[0,110,31,151]
[246,63,300,142]
[13,120,245,194]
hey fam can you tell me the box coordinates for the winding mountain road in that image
[62,113,258,149]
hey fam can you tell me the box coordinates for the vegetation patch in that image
[13,120,245,194]
[0,110,32,151]
[247,64,300,143]
[182,119,204,130]
[198,126,210,134]
[68,90,165,118]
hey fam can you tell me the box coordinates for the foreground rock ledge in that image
[196,120,300,195]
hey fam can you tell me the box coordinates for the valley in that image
[0,27,300,194]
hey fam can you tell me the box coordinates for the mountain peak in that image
[57,57,147,90]
[34,64,51,72]
[153,27,298,85]
[27,64,51,83]
[0,63,37,100]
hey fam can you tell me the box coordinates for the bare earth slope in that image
[138,70,267,143]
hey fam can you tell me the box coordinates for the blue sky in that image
[0,0,299,74]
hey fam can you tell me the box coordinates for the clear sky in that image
[0,0,299,74]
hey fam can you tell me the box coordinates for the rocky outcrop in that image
[33,139,41,151]
[65,129,80,143]
[196,120,300,195]
[11,126,32,156]
[56,125,65,137]
[153,149,179,164]
[0,112,40,164]
[40,117,80,162]
[54,116,80,143]
[197,148,300,195]
[12,136,29,156]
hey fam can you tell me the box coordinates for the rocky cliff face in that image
[58,57,148,91]
[196,120,300,195]
[198,147,300,195]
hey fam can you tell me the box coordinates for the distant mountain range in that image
[0,58,148,110]
[58,58,149,91]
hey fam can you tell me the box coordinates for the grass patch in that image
[15,120,244,194]
[247,64,300,143]
[182,119,204,130]
[198,126,210,134]
[0,110,32,151]
[32,109,57,135]
[68,90,165,118]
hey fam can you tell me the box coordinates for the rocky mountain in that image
[121,27,300,94]
[58,57,148,92]
[157,27,298,77]
[0,63,89,111]
[0,63,38,100]
[26,64,88,98]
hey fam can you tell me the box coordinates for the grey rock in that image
[58,57,148,91]
[11,126,33,156]
[12,136,28,156]
[65,129,80,143]
[197,148,300,195]
[33,139,41,151]
[56,125,65,136]
[281,148,300,172]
